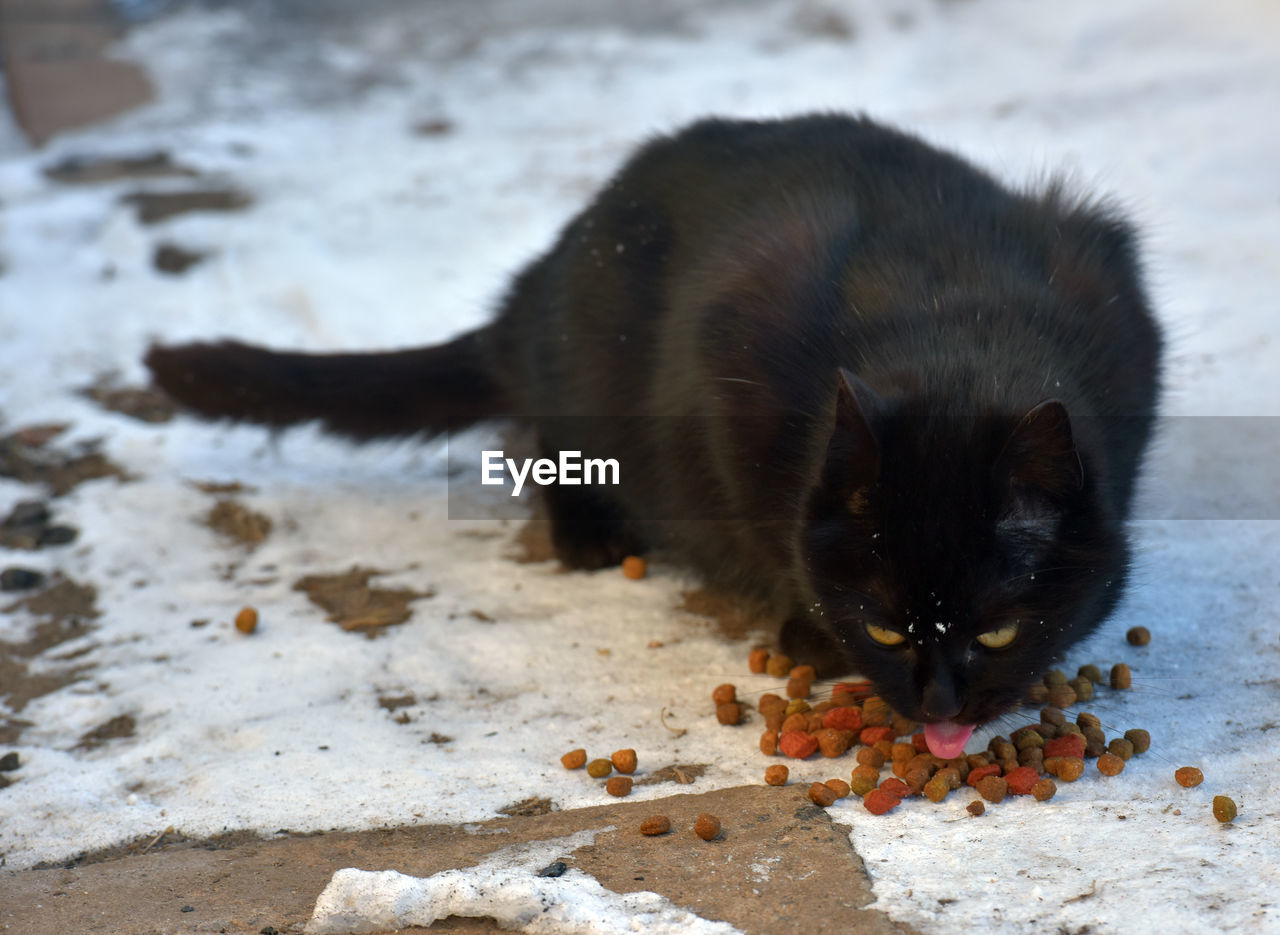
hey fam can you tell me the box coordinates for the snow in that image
[2,0,1279,932]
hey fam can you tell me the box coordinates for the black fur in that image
[146,114,1162,726]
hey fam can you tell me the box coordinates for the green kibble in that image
[1124,728,1151,754]
[923,774,950,803]
[1069,676,1094,702]
[1025,683,1049,704]
[1040,706,1067,728]
[1078,664,1104,684]
[586,758,613,778]
[784,698,811,716]
[1108,737,1135,761]
[1212,795,1238,823]
[1043,669,1069,687]
[1013,729,1044,751]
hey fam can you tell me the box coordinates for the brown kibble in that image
[760,730,779,756]
[1110,662,1132,690]
[764,653,794,678]
[856,747,886,769]
[1082,727,1107,758]
[1025,683,1049,704]
[1052,757,1085,782]
[1040,706,1066,728]
[639,815,670,835]
[748,648,770,674]
[586,758,612,778]
[1175,766,1204,788]
[905,767,932,795]
[1043,669,1068,687]
[816,728,852,758]
[611,749,638,774]
[976,775,1007,803]
[621,555,647,580]
[1126,626,1151,646]
[967,800,985,817]
[785,676,812,699]
[1031,778,1057,801]
[780,713,808,733]
[234,606,258,634]
[1212,795,1237,823]
[606,776,633,797]
[716,702,742,725]
[758,693,787,715]
[1046,683,1077,709]
[711,683,736,705]
[1107,738,1135,761]
[1076,711,1101,730]
[808,782,839,807]
[560,749,587,770]
[1097,752,1125,776]
[1124,728,1151,753]
[694,813,721,841]
[765,764,789,786]
[824,778,851,799]
[789,664,817,681]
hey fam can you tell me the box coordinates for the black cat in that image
[145,114,1162,757]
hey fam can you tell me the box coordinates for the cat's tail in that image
[143,327,506,441]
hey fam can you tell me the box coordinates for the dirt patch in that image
[43,151,198,184]
[0,785,917,935]
[293,567,434,637]
[82,378,177,423]
[205,498,272,547]
[678,587,778,642]
[0,430,126,496]
[191,480,257,495]
[122,188,253,224]
[377,693,416,712]
[75,713,137,750]
[506,518,557,564]
[0,576,101,742]
[497,796,554,817]
[0,500,77,550]
[634,763,709,787]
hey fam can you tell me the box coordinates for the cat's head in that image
[796,369,1126,750]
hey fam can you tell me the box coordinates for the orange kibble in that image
[789,664,817,681]
[621,555,647,579]
[808,781,838,807]
[1096,752,1125,776]
[605,776,633,797]
[715,702,742,725]
[1175,766,1204,787]
[639,815,670,835]
[711,683,737,705]
[611,749,637,774]
[560,748,587,770]
[764,764,789,786]
[785,676,812,699]
[824,778,851,798]
[234,606,258,634]
[748,648,770,674]
[760,729,779,756]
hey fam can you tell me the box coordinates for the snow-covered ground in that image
[2,0,1278,931]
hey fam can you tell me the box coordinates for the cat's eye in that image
[865,623,906,647]
[975,623,1019,649]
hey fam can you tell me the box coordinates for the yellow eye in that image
[865,624,907,647]
[976,624,1019,649]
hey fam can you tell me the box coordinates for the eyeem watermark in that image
[481,450,620,496]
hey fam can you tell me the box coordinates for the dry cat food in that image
[640,815,671,835]
[1110,662,1132,690]
[611,749,638,774]
[716,702,743,725]
[694,813,721,841]
[711,683,736,705]
[606,776,633,797]
[1096,752,1125,776]
[1212,795,1237,823]
[1126,626,1151,646]
[621,555,647,580]
[561,749,587,770]
[808,781,839,807]
[586,758,613,779]
[966,800,985,817]
[234,606,258,634]
[764,764,789,785]
[1175,766,1204,788]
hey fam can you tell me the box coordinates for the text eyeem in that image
[481,450,621,496]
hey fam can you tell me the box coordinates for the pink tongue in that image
[924,721,975,759]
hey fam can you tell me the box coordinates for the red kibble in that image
[822,706,863,732]
[863,788,902,815]
[910,733,930,753]
[833,680,875,700]
[860,726,894,746]
[879,777,910,798]
[965,764,1002,788]
[1043,734,1086,760]
[779,730,820,759]
[1004,766,1040,796]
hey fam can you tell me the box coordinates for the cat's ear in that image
[996,399,1084,499]
[825,368,883,496]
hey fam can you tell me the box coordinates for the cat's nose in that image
[921,677,962,720]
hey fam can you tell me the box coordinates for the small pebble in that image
[538,861,568,878]
[0,752,19,771]
[0,567,45,591]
